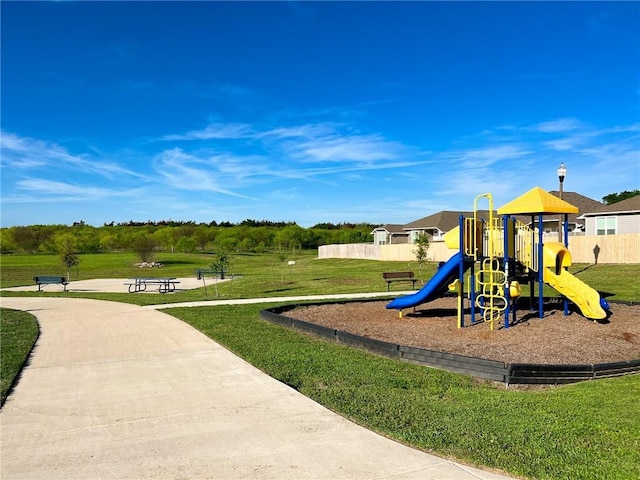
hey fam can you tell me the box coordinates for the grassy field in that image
[0,251,219,287]
[170,303,640,480]
[1,309,39,406]
[2,251,638,304]
[1,250,639,479]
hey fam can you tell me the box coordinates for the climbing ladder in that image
[475,257,507,330]
[470,194,507,330]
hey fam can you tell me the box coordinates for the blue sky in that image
[1,1,639,227]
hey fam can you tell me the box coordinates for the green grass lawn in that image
[169,303,640,480]
[0,252,218,287]
[0,251,430,305]
[1,308,39,406]
[2,251,638,303]
[1,250,639,479]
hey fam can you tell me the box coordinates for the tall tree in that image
[193,225,214,252]
[602,190,640,204]
[131,234,157,263]
[9,225,55,253]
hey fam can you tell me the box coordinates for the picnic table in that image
[124,277,180,293]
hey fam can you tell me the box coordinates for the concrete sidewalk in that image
[1,277,220,294]
[0,297,515,479]
[143,291,412,309]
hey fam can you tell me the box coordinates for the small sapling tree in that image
[413,232,430,281]
[209,246,231,297]
[210,246,230,279]
[56,233,79,280]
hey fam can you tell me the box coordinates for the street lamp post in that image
[557,162,567,242]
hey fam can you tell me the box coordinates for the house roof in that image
[580,194,640,216]
[497,187,579,215]
[372,224,408,234]
[403,210,494,232]
[399,189,604,232]
[548,191,605,215]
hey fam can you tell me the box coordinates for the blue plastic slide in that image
[386,252,471,310]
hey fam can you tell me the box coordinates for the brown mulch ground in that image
[286,297,640,365]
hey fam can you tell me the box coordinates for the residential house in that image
[581,195,640,235]
[379,191,603,244]
[329,190,637,263]
[541,191,604,234]
[370,224,409,245]
[402,211,492,243]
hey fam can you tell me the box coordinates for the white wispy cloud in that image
[540,121,640,152]
[153,121,424,192]
[0,133,48,169]
[161,123,253,141]
[160,120,413,165]
[542,122,640,155]
[534,117,584,133]
[544,136,585,151]
[260,123,339,139]
[150,140,424,196]
[399,118,638,219]
[446,144,532,169]
[289,134,406,163]
[4,115,636,227]
[13,178,140,200]
[152,148,257,199]
[1,131,142,179]
[578,138,640,167]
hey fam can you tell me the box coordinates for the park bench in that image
[382,272,417,291]
[124,277,180,293]
[33,276,69,292]
[194,268,227,280]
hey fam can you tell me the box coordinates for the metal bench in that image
[382,272,417,291]
[194,269,227,280]
[33,276,69,292]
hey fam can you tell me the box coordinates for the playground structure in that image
[387,187,609,329]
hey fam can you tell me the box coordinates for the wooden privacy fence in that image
[560,233,640,264]
[318,233,640,264]
[317,243,381,260]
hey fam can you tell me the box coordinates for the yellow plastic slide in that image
[543,265,607,320]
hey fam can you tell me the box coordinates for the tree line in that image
[0,221,376,255]
[4,190,636,257]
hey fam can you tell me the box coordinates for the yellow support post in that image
[449,280,463,328]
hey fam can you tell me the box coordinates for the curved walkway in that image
[1,297,514,479]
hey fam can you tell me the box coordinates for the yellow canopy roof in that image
[497,187,579,215]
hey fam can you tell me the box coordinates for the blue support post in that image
[538,213,544,318]
[469,218,477,324]
[458,215,465,327]
[509,217,520,323]
[503,215,510,328]
[511,217,518,326]
[563,213,569,316]
[529,215,535,311]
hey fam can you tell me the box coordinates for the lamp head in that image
[557,162,567,183]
